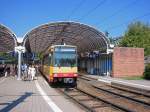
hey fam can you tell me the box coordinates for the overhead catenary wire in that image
[67,0,87,20]
[106,12,150,30]
[78,0,107,21]
[96,0,138,25]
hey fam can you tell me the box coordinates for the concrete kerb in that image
[98,77,150,92]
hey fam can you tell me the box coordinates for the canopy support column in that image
[17,51,22,80]
[15,46,26,80]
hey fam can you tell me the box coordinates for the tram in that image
[41,45,78,86]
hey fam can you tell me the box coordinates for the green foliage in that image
[0,52,7,57]
[144,64,150,80]
[37,53,44,59]
[0,52,16,62]
[119,21,150,56]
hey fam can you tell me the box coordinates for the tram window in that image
[50,53,53,66]
[54,51,77,67]
[44,55,49,65]
[48,54,51,66]
[49,53,53,66]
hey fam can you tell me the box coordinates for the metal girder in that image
[23,22,110,54]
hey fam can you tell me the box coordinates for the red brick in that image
[112,47,144,77]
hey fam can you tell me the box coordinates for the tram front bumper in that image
[53,73,78,78]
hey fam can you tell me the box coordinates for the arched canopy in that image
[0,24,17,52]
[23,22,110,54]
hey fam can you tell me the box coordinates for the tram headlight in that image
[54,74,57,77]
[74,74,78,77]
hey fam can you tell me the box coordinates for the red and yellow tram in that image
[41,45,78,86]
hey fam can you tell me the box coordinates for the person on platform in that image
[21,63,28,80]
[4,64,10,77]
[30,65,36,81]
[28,65,31,80]
[10,64,14,76]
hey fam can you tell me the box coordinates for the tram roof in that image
[23,22,110,54]
[0,24,17,52]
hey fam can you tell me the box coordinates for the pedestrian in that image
[21,63,28,80]
[25,64,28,80]
[28,65,31,80]
[4,64,10,77]
[10,64,14,76]
[4,69,8,77]
[14,64,17,77]
[0,64,4,77]
[35,64,39,78]
[30,65,36,81]
[21,64,25,79]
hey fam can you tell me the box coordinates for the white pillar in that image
[15,46,25,80]
[17,51,22,80]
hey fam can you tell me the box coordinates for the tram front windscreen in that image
[54,48,77,67]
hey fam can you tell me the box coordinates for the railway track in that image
[92,84,150,106]
[58,88,124,112]
[79,75,97,81]
[79,74,150,97]
[77,77,150,112]
[42,73,150,112]
[79,74,150,95]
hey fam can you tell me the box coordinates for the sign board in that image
[107,48,113,54]
[15,46,26,53]
[110,44,114,48]
[55,48,75,52]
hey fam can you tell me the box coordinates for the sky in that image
[0,0,150,38]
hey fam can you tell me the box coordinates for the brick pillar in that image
[112,47,144,77]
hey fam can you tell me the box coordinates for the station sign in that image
[55,48,75,52]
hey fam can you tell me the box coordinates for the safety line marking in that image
[35,80,63,112]
[44,80,49,86]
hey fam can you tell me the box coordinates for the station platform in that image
[80,73,150,91]
[0,76,84,112]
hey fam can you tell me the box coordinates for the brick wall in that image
[112,47,144,77]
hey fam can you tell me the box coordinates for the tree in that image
[0,52,17,63]
[144,63,150,80]
[109,37,122,46]
[119,21,150,56]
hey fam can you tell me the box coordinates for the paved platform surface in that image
[80,73,150,91]
[0,76,84,112]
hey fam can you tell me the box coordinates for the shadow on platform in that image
[0,92,33,112]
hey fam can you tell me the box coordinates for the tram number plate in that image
[64,78,74,83]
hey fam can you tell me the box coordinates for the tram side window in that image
[48,53,51,66]
[44,55,49,65]
[49,53,53,66]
